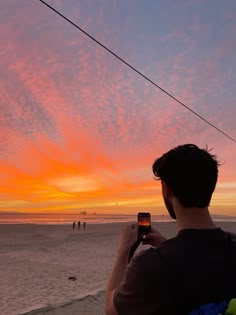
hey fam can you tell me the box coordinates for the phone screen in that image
[138,212,151,240]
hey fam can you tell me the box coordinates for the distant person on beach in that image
[83,222,86,229]
[78,221,81,229]
[72,221,75,230]
[105,144,236,315]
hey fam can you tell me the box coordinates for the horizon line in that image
[0,211,235,218]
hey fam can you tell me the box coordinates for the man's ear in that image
[162,181,173,198]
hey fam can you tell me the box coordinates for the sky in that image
[0,0,236,215]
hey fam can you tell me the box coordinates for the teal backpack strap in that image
[189,301,227,315]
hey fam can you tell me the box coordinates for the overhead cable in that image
[39,0,236,143]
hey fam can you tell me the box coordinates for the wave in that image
[18,290,105,315]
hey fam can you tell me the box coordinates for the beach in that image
[1,221,236,315]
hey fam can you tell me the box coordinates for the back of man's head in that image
[152,144,220,208]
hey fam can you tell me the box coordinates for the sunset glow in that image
[0,0,236,215]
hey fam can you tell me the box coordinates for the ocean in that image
[0,212,235,224]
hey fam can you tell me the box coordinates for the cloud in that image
[49,175,100,193]
[0,0,235,214]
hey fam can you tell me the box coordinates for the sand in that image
[1,221,236,315]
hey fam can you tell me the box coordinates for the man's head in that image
[152,144,220,219]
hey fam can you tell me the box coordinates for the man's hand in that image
[118,224,139,253]
[142,226,167,247]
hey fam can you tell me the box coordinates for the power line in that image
[39,0,236,143]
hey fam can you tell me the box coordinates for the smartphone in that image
[138,212,151,240]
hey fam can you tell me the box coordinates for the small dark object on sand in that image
[68,276,77,281]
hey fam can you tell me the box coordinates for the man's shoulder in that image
[129,247,171,283]
[226,231,236,252]
[228,231,236,241]
[133,247,159,262]
[133,238,180,267]
[222,230,236,246]
[132,247,163,267]
[135,239,177,258]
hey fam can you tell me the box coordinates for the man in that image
[105,144,236,315]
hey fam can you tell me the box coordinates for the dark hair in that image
[152,144,220,208]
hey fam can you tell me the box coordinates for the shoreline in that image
[18,290,106,315]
